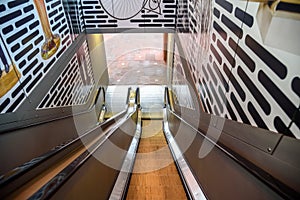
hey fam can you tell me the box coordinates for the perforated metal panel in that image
[37,41,95,109]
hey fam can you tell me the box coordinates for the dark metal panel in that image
[168,111,284,199]
[172,106,211,135]
[0,108,98,174]
[219,132,300,198]
[273,136,300,169]
[220,117,282,154]
[198,112,211,133]
[183,132,282,200]
[50,155,120,200]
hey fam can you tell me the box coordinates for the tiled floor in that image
[104,33,168,85]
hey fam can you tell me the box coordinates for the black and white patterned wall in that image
[0,0,73,113]
[37,41,94,109]
[82,0,176,30]
[176,0,300,138]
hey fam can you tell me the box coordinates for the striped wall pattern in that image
[82,0,176,30]
[62,0,84,40]
[172,44,195,110]
[176,0,300,138]
[0,0,72,113]
[37,41,95,109]
[176,0,188,33]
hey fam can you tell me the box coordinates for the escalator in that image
[14,86,194,199]
[0,87,138,199]
[110,86,299,200]
[1,86,299,199]
[27,86,191,200]
[110,86,201,200]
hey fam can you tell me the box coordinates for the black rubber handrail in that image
[95,86,107,122]
[93,86,105,107]
[135,87,140,108]
[164,86,169,107]
[164,86,174,110]
[126,87,132,105]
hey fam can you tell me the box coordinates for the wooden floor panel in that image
[126,120,187,200]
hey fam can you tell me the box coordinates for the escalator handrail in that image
[164,86,174,111]
[162,108,207,200]
[28,98,138,200]
[135,87,140,108]
[93,86,106,107]
[0,87,133,190]
[164,87,206,199]
[109,106,142,200]
[126,87,132,105]
[101,86,106,105]
[0,110,127,188]
[164,86,169,107]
